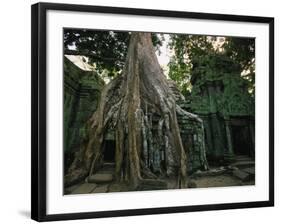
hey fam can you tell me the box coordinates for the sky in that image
[156,34,172,77]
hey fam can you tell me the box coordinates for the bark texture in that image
[65,33,191,189]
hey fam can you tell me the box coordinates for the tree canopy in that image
[64,29,255,95]
[64,29,164,79]
[168,34,255,95]
[64,29,129,77]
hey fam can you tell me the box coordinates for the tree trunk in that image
[65,32,189,189]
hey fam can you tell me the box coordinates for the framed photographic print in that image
[31,2,274,222]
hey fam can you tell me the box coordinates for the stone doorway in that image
[103,140,116,162]
[231,125,253,157]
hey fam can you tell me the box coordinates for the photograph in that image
[63,29,255,195]
[0,0,279,223]
[31,3,274,221]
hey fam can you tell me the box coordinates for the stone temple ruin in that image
[63,56,105,172]
[64,53,255,192]
[181,54,255,164]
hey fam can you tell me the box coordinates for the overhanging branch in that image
[64,49,123,63]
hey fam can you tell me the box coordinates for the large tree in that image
[64,29,164,78]
[65,32,192,189]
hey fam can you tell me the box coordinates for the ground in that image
[193,174,254,188]
[65,154,255,194]
[64,172,254,195]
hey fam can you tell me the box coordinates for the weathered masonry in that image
[182,54,255,163]
[168,81,208,173]
[64,56,104,172]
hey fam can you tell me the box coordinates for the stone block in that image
[88,173,113,184]
[71,183,97,194]
[92,184,109,193]
[233,169,251,182]
[243,167,255,175]
[232,161,255,169]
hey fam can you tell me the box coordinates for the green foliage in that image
[64,29,255,97]
[188,53,254,116]
[64,29,130,77]
[223,37,255,95]
[168,34,217,94]
[168,56,192,95]
[64,30,164,79]
[223,37,255,71]
[168,34,255,96]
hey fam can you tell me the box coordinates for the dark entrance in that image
[231,125,253,156]
[103,140,116,162]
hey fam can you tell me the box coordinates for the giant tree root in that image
[66,32,194,189]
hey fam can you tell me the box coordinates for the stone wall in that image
[178,113,209,172]
[169,80,209,172]
[64,56,104,171]
[185,54,255,162]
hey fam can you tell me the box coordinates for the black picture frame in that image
[31,2,274,222]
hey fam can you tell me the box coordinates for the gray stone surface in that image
[71,183,97,194]
[108,182,129,192]
[88,173,113,183]
[192,167,227,178]
[243,167,255,175]
[92,184,109,193]
[233,169,250,182]
[232,160,255,169]
[64,183,81,194]
[136,179,168,191]
[108,183,122,192]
